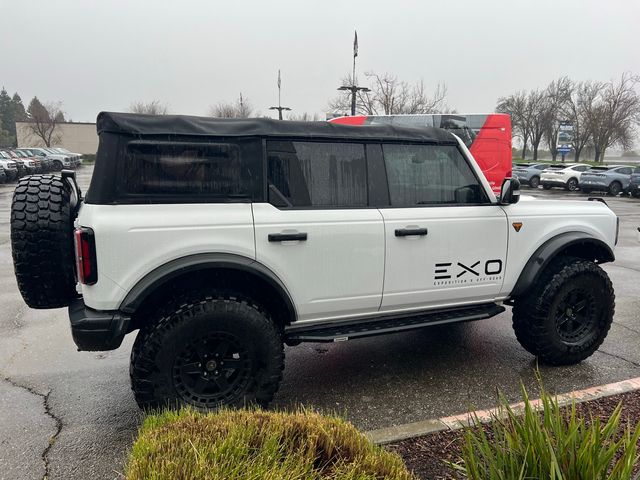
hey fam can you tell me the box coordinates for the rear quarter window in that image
[118,139,263,202]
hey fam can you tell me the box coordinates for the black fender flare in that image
[510,232,614,297]
[118,253,297,322]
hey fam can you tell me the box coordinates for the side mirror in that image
[500,177,521,205]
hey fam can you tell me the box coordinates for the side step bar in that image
[284,303,505,343]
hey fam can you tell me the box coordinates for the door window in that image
[382,144,488,206]
[267,141,367,208]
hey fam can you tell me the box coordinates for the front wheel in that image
[542,183,552,190]
[529,176,540,188]
[512,258,614,365]
[130,293,284,411]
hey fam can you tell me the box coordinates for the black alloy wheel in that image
[553,288,597,345]
[172,332,252,408]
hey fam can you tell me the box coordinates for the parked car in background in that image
[580,165,640,196]
[14,149,51,173]
[18,147,74,170]
[0,150,28,177]
[0,164,6,183]
[51,147,83,164]
[2,149,40,174]
[628,171,640,198]
[512,162,549,188]
[540,163,590,191]
[0,152,19,180]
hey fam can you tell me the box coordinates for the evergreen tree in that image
[0,87,17,143]
[27,96,48,119]
[12,93,27,122]
[0,116,16,148]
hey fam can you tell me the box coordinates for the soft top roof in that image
[96,111,457,144]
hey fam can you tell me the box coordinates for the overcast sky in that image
[2,0,639,122]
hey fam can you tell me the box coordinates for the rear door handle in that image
[268,232,308,242]
[395,228,428,237]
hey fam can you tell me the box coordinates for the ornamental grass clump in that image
[454,384,640,480]
[125,408,416,480]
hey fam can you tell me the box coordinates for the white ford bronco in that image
[11,112,618,410]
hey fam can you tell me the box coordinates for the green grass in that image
[80,153,96,164]
[452,383,640,479]
[125,408,416,480]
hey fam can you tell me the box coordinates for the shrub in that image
[125,408,416,480]
[453,384,640,479]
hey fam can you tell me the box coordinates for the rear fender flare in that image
[119,253,297,322]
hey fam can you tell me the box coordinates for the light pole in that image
[269,69,291,120]
[337,30,370,116]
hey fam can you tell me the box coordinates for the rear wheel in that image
[566,178,579,191]
[529,176,540,188]
[11,175,78,308]
[130,293,284,411]
[608,181,622,196]
[512,257,614,365]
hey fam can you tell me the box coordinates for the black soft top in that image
[96,111,457,144]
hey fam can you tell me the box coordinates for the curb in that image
[365,376,640,445]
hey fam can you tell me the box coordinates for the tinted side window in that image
[382,144,487,206]
[267,141,367,207]
[121,140,262,200]
[618,167,632,175]
[574,165,588,172]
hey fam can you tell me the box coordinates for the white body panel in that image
[499,198,617,294]
[252,203,384,322]
[379,206,508,311]
[76,203,255,311]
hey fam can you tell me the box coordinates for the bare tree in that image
[497,91,530,159]
[288,112,322,121]
[128,100,169,115]
[26,98,64,147]
[328,72,447,116]
[588,73,640,162]
[542,77,572,161]
[560,80,603,162]
[209,93,254,118]
[523,89,550,161]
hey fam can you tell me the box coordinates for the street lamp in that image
[338,85,370,116]
[269,69,291,120]
[337,30,369,116]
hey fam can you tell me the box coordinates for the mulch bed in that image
[387,390,640,480]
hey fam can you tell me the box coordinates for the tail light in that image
[74,227,98,285]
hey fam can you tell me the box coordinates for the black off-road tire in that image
[529,175,540,189]
[512,257,614,365]
[130,293,284,411]
[11,175,78,309]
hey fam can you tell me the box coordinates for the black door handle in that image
[268,232,308,242]
[395,228,428,237]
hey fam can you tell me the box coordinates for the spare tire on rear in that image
[11,175,78,309]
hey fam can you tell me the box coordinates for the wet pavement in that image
[0,168,639,479]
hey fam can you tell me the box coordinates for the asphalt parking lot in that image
[1,167,639,480]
